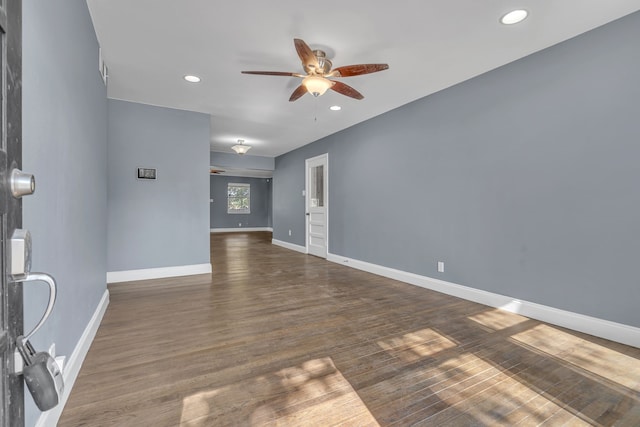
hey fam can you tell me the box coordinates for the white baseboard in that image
[36,289,110,427]
[327,253,640,348]
[272,239,307,254]
[107,263,212,283]
[210,227,273,233]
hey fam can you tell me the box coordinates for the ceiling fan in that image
[242,38,389,102]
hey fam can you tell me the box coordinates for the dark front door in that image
[0,0,23,424]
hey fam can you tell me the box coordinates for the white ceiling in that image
[87,1,640,158]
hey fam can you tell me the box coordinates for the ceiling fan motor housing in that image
[305,50,332,75]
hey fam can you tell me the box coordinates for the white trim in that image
[272,239,307,254]
[210,227,273,233]
[36,290,110,427]
[327,253,640,348]
[106,263,212,283]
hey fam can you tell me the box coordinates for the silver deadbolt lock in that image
[10,168,36,198]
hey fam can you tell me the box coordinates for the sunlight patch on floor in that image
[377,328,457,363]
[424,352,591,426]
[468,308,529,331]
[512,324,640,391]
[179,357,379,426]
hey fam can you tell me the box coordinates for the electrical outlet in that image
[288,229,292,236]
[437,261,445,273]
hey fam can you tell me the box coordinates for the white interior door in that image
[306,154,328,258]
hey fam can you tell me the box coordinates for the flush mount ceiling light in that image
[329,105,341,111]
[231,139,251,155]
[501,9,528,25]
[184,75,201,83]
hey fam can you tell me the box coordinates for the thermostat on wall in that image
[137,167,157,180]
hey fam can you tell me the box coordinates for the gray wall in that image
[22,0,108,424]
[210,175,272,229]
[274,11,640,327]
[108,100,210,271]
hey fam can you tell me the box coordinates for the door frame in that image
[305,153,329,257]
[0,0,24,424]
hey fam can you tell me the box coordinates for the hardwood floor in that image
[59,232,640,426]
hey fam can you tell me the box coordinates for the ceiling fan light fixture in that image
[231,139,251,155]
[242,39,388,101]
[303,75,333,97]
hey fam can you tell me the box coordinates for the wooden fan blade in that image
[330,64,389,77]
[289,85,307,102]
[294,38,319,70]
[241,71,299,77]
[331,81,364,100]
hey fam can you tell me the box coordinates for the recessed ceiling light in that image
[501,9,528,25]
[329,105,341,111]
[184,75,201,83]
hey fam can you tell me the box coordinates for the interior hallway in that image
[59,232,640,426]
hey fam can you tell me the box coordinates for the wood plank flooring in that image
[59,232,640,426]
